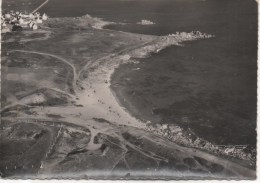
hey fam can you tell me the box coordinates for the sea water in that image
[40,0,257,146]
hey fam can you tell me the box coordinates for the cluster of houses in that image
[1,11,48,33]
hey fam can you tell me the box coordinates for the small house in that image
[32,23,38,30]
[29,13,34,19]
[42,13,48,20]
[18,17,24,25]
[11,17,18,23]
[28,21,34,28]
[35,12,40,18]
[21,14,29,18]
[1,21,6,27]
[36,18,43,24]
[21,19,30,26]
[1,27,11,33]
[4,14,11,19]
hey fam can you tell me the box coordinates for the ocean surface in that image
[11,0,259,146]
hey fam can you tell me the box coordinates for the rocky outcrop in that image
[145,122,255,163]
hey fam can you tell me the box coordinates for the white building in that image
[1,27,11,33]
[42,13,48,20]
[32,23,38,30]
[1,21,6,27]
[21,13,29,18]
[29,13,34,19]
[28,21,34,28]
[18,18,24,25]
[4,14,11,19]
[36,18,43,24]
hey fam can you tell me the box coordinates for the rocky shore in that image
[145,122,255,163]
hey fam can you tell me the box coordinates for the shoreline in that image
[106,36,255,164]
[75,30,214,129]
[109,60,256,164]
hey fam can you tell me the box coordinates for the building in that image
[42,13,48,20]
[28,21,34,28]
[1,27,11,33]
[11,17,18,23]
[18,17,24,24]
[32,23,38,30]
[34,12,41,18]
[21,13,29,18]
[1,21,6,27]
[36,18,43,24]
[29,13,34,19]
[1,22,11,33]
[4,14,11,19]
[1,11,48,33]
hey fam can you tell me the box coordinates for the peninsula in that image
[0,14,256,179]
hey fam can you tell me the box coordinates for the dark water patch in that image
[40,0,257,37]
[112,36,257,146]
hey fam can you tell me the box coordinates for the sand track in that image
[10,49,78,92]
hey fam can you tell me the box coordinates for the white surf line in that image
[10,50,77,93]
[32,0,50,14]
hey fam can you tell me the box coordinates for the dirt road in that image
[11,50,78,92]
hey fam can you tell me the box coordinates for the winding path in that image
[10,50,78,92]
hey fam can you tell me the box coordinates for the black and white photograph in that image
[0,0,258,180]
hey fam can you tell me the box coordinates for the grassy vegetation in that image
[0,121,54,177]
[1,16,156,112]
[0,118,94,178]
[1,51,73,108]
